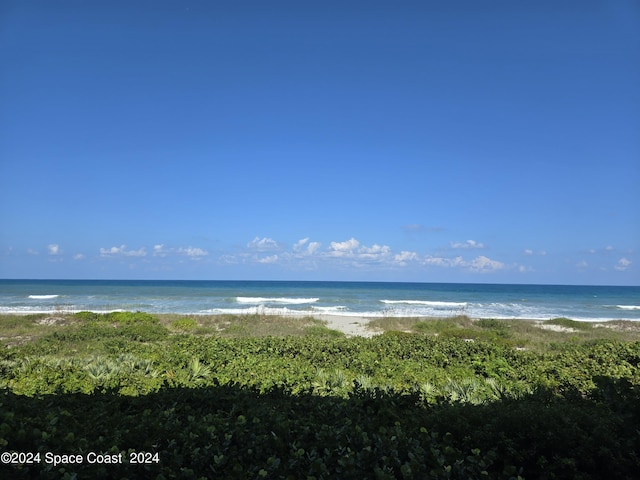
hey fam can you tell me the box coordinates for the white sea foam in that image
[0,305,114,315]
[617,305,640,310]
[236,297,319,305]
[28,294,60,299]
[380,300,467,308]
[323,310,385,318]
[311,306,349,313]
[0,306,53,314]
[201,306,300,316]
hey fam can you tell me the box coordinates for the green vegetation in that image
[170,317,199,331]
[369,315,640,351]
[1,312,639,479]
[543,316,594,331]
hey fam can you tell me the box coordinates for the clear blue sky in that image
[1,1,638,284]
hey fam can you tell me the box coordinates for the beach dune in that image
[312,314,378,337]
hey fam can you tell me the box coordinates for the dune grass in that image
[0,313,81,347]
[0,313,343,347]
[157,313,342,338]
[366,314,640,352]
[2,312,640,354]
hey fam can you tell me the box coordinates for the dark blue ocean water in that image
[1,279,639,321]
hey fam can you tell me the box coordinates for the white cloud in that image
[576,260,588,269]
[523,249,534,256]
[394,251,418,265]
[605,245,615,252]
[100,245,125,256]
[329,238,360,255]
[451,240,485,249]
[178,247,208,258]
[360,244,390,255]
[615,257,631,271]
[423,256,445,267]
[327,238,392,262]
[307,241,321,255]
[293,238,308,251]
[467,255,504,272]
[247,237,280,251]
[73,253,85,260]
[358,244,391,260]
[100,245,147,257]
[48,244,61,255]
[258,254,279,264]
[423,255,465,268]
[230,235,512,274]
[293,238,322,255]
[152,245,208,259]
[27,249,39,255]
[423,255,503,272]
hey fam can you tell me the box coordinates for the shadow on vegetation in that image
[2,376,639,480]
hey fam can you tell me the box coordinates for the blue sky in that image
[1,1,639,285]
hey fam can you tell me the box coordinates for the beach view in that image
[1,1,639,478]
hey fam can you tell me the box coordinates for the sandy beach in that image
[313,314,379,337]
[311,315,640,338]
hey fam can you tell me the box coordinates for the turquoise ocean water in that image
[0,280,639,321]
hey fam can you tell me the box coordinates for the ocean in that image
[1,279,639,322]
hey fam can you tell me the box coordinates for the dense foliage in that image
[1,312,639,479]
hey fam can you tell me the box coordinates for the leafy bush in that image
[545,317,593,330]
[412,316,474,335]
[119,323,168,342]
[304,325,345,337]
[106,311,159,324]
[476,318,504,330]
[2,378,639,479]
[1,314,640,478]
[170,317,198,331]
[74,311,101,321]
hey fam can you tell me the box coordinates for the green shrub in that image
[545,317,593,331]
[74,311,101,321]
[304,325,345,338]
[476,319,504,330]
[413,316,474,335]
[120,323,168,342]
[74,311,159,325]
[106,311,159,324]
[171,318,198,331]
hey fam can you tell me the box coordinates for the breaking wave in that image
[380,300,467,308]
[236,297,319,305]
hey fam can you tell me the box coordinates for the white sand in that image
[313,314,380,337]
[534,321,577,333]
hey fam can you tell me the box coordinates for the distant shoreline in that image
[3,310,640,339]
